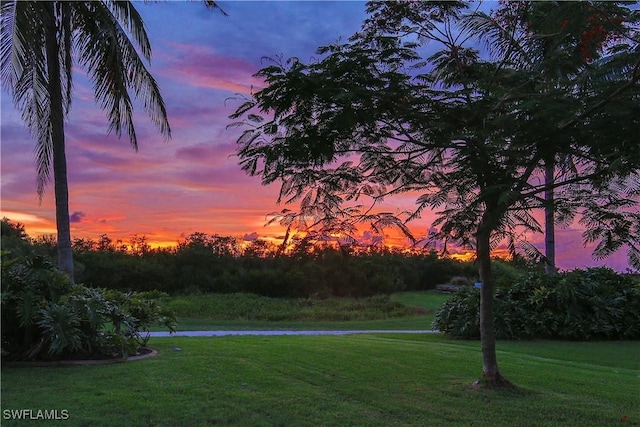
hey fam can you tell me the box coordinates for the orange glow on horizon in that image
[0,210,535,263]
[449,248,512,263]
[450,252,476,262]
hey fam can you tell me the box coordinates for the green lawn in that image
[390,290,453,312]
[165,316,435,332]
[2,334,638,426]
[155,291,449,331]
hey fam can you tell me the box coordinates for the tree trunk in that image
[475,213,512,388]
[45,4,74,283]
[544,158,556,274]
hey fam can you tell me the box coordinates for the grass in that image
[2,334,638,426]
[165,316,435,332]
[156,291,449,331]
[390,290,452,314]
[5,291,636,425]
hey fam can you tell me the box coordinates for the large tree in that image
[231,0,640,386]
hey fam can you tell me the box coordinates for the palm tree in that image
[1,1,179,282]
[465,1,636,273]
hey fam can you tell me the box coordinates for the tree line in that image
[3,218,507,298]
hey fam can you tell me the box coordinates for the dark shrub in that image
[432,286,481,338]
[1,251,175,361]
[433,268,640,340]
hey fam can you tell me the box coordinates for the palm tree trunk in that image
[45,4,74,283]
[475,211,512,388]
[544,157,556,274]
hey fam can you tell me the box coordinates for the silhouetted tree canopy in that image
[231,1,640,386]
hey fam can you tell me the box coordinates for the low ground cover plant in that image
[434,268,640,340]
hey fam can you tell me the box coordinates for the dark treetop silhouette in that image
[230,1,640,386]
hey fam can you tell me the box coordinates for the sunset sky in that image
[0,1,632,271]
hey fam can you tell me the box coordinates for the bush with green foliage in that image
[434,268,640,340]
[1,250,176,362]
[491,259,529,288]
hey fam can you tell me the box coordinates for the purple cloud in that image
[243,232,259,241]
[69,211,86,223]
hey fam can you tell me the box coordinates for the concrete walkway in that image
[149,330,439,337]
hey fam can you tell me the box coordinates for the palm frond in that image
[103,0,152,60]
[0,0,20,88]
[461,11,531,66]
[201,0,228,17]
[1,1,55,199]
[72,1,170,149]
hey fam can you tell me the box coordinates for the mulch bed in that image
[1,347,158,368]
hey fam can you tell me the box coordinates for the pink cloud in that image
[160,44,264,94]
[174,141,237,165]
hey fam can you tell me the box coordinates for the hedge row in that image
[2,219,481,298]
[434,268,640,340]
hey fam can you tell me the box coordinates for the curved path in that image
[149,330,439,337]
